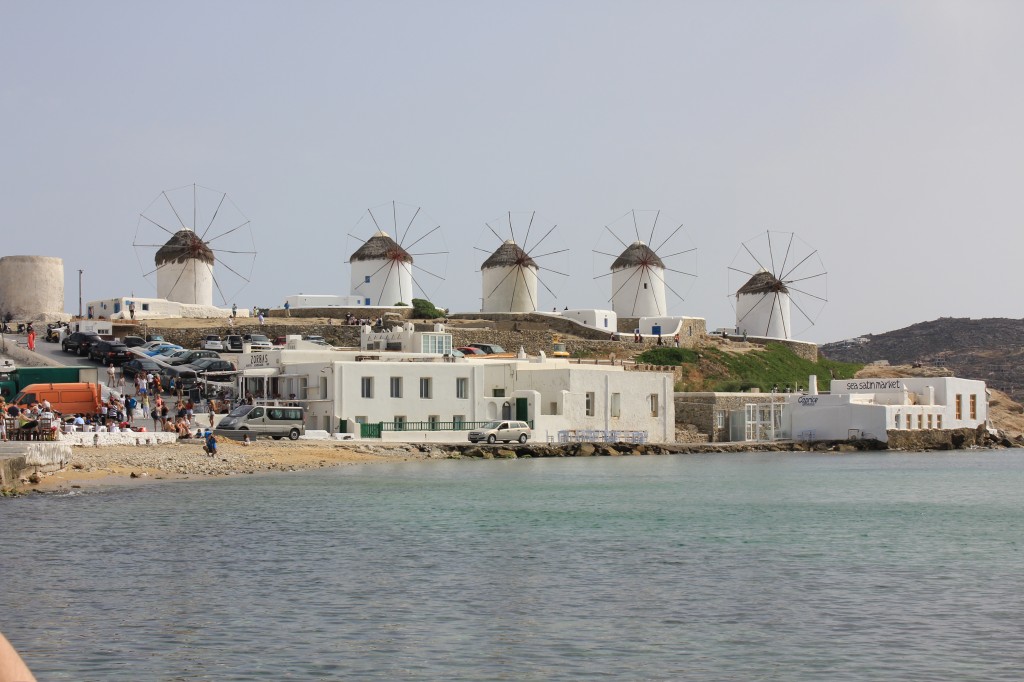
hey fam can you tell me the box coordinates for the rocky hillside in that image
[822,318,1024,398]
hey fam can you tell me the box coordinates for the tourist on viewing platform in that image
[284,301,290,317]
[231,303,237,318]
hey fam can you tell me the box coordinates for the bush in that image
[636,347,700,365]
[411,298,445,319]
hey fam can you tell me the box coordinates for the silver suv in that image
[468,420,531,444]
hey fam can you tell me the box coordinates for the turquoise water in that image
[2,451,1024,680]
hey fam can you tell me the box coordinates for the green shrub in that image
[411,298,445,319]
[636,347,700,365]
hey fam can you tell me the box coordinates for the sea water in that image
[2,451,1023,681]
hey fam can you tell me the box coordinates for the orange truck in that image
[13,383,102,415]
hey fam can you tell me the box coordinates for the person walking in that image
[258,311,265,326]
[129,301,136,320]
[26,323,36,351]
[107,363,116,388]
[283,301,290,317]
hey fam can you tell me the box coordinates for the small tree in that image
[412,298,444,319]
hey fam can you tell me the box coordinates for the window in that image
[428,415,440,429]
[420,377,432,399]
[650,394,659,417]
[390,376,402,398]
[493,388,505,397]
[937,414,943,429]
[355,416,367,424]
[364,298,371,305]
[453,415,465,427]
[364,275,371,283]
[917,414,923,429]
[361,377,373,398]
[319,376,328,400]
[585,392,595,417]
[394,415,405,427]
[141,303,150,311]
[714,410,727,430]
[549,401,558,415]
[456,377,468,399]
[955,394,962,420]
[970,394,977,420]
[927,414,933,429]
[610,393,621,418]
[906,414,912,429]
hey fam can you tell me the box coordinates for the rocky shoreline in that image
[7,424,1018,495]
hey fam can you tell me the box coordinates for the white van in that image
[468,420,531,444]
[215,404,305,440]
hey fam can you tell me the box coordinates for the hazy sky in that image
[3,1,1023,343]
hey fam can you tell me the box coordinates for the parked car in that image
[62,332,102,356]
[467,343,506,355]
[161,364,200,391]
[457,346,487,356]
[145,334,165,343]
[225,335,244,352]
[138,340,167,352]
[88,340,132,365]
[243,333,272,351]
[143,343,183,357]
[167,349,220,367]
[200,335,224,351]
[468,420,531,444]
[121,358,162,380]
[187,358,237,382]
[122,335,146,348]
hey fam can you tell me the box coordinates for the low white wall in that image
[62,432,179,447]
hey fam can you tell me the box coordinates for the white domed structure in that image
[0,255,68,322]
[481,240,538,313]
[735,270,792,339]
[155,230,215,305]
[349,231,414,306]
[610,241,667,317]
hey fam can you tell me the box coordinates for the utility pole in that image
[78,269,83,317]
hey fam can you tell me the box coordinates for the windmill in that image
[346,201,449,306]
[727,231,828,339]
[133,184,256,306]
[591,210,697,317]
[475,211,569,313]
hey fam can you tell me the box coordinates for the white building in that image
[234,345,675,443]
[481,240,539,313]
[361,322,453,354]
[727,376,988,443]
[735,270,792,339]
[610,241,668,317]
[349,231,414,306]
[283,294,364,309]
[155,230,215,306]
[556,309,618,335]
[86,296,246,320]
[636,316,705,339]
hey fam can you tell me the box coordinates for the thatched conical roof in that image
[738,270,788,295]
[155,230,214,266]
[482,240,536,269]
[350,231,413,263]
[611,241,663,271]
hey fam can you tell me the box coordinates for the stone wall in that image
[727,336,818,361]
[618,317,708,342]
[674,392,786,442]
[118,322,364,350]
[886,425,992,450]
[449,312,629,341]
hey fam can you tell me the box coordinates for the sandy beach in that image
[31,439,435,492]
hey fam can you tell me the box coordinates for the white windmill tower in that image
[155,230,215,305]
[476,212,568,313]
[346,201,449,307]
[349,231,414,306]
[728,231,828,339]
[134,184,256,306]
[593,210,697,317]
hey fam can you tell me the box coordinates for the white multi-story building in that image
[234,344,675,443]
